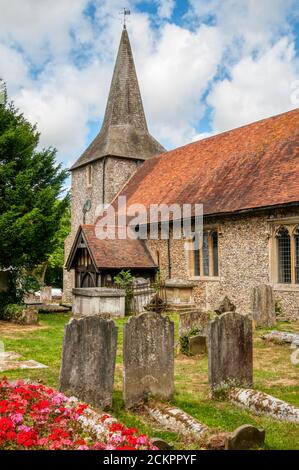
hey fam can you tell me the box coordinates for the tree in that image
[44,200,71,288]
[0,97,69,304]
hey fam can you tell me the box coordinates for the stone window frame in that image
[269,217,299,291]
[86,165,93,187]
[186,226,221,281]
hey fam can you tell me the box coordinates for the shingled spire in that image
[71,26,165,170]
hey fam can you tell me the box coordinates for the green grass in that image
[0,313,298,449]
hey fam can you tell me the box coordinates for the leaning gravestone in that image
[60,316,117,408]
[252,284,276,327]
[208,311,253,395]
[123,312,174,408]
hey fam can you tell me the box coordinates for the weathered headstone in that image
[40,286,52,304]
[179,310,210,337]
[189,335,207,355]
[215,296,236,315]
[123,312,174,408]
[225,424,265,450]
[252,284,276,327]
[208,312,253,394]
[60,316,117,408]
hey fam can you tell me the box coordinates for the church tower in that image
[63,26,165,300]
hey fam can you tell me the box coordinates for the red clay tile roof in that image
[77,225,156,269]
[116,108,299,217]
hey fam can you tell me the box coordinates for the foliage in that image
[275,300,283,316]
[114,270,134,314]
[44,201,70,287]
[0,379,157,450]
[0,304,23,322]
[179,327,201,356]
[0,99,68,303]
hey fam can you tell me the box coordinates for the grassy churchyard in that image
[0,312,298,450]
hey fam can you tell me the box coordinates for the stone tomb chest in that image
[72,287,125,318]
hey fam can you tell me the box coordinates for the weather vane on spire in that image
[120,7,131,29]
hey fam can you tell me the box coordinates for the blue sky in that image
[0,0,298,172]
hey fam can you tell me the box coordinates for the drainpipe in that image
[168,238,172,279]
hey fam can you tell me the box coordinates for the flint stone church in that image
[64,26,299,320]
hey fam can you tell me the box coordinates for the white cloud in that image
[189,0,296,53]
[14,60,112,157]
[0,0,91,63]
[139,23,223,147]
[156,0,175,19]
[0,44,30,93]
[208,37,299,132]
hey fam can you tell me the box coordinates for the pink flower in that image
[38,437,49,447]
[110,433,124,444]
[137,435,148,445]
[51,393,66,406]
[78,445,89,450]
[18,425,32,433]
[10,413,23,425]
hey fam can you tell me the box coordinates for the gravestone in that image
[215,296,236,315]
[225,424,265,450]
[208,311,253,394]
[40,286,52,304]
[123,312,174,408]
[252,284,276,327]
[179,310,210,337]
[60,316,117,408]
[189,335,207,355]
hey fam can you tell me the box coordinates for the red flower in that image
[122,427,138,436]
[6,431,17,441]
[116,445,136,450]
[48,427,70,441]
[0,417,14,432]
[17,430,38,448]
[109,422,124,432]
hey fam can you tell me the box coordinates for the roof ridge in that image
[156,107,299,161]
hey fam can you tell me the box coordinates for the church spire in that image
[71,26,165,170]
[101,26,148,133]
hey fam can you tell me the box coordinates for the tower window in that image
[86,165,92,187]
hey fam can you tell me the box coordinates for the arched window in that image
[190,229,219,278]
[276,227,291,284]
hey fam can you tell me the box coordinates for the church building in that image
[65,26,299,320]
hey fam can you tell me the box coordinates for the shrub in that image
[1,303,24,322]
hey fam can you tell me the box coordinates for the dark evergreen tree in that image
[0,96,68,303]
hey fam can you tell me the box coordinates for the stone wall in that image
[147,208,299,319]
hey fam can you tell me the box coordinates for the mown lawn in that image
[0,313,298,449]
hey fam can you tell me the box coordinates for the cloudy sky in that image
[0,0,298,170]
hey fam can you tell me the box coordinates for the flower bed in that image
[0,379,157,450]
